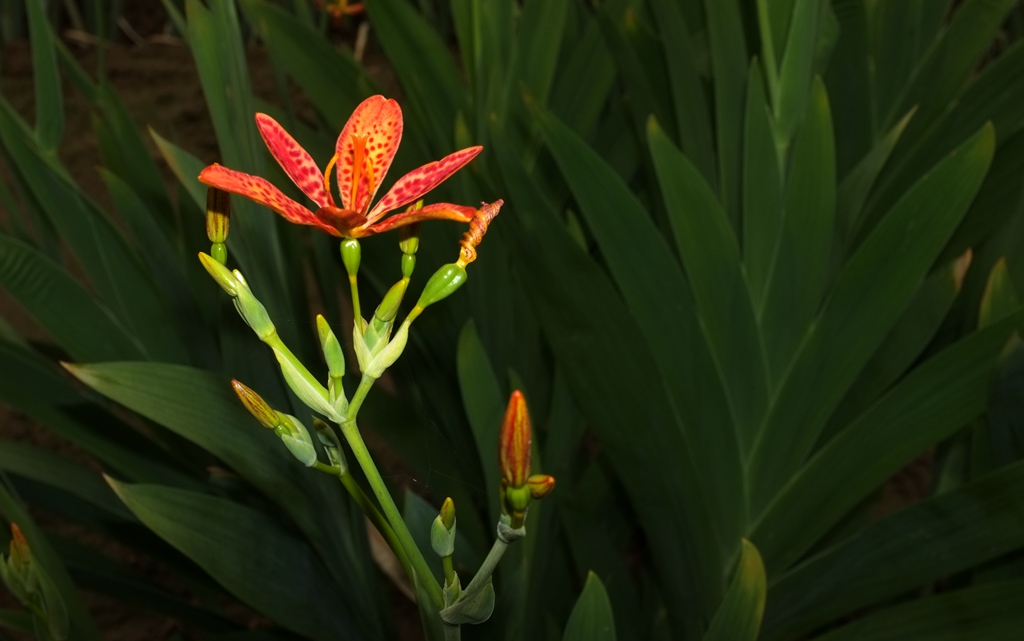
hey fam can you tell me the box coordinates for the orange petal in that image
[314,206,369,236]
[360,202,476,236]
[498,390,531,487]
[368,146,483,222]
[255,114,333,208]
[199,164,340,236]
[335,95,403,214]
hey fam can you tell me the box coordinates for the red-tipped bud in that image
[231,380,280,429]
[499,390,531,488]
[8,524,29,568]
[527,474,555,500]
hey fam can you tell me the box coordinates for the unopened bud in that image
[232,380,281,428]
[431,497,457,557]
[527,474,555,500]
[316,315,345,380]
[7,524,29,571]
[415,263,467,311]
[374,279,408,325]
[313,418,347,472]
[206,187,231,243]
[499,391,531,488]
[341,239,361,277]
[198,252,238,296]
[276,414,317,467]
[234,275,275,339]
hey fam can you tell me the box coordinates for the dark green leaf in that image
[109,481,359,641]
[703,540,766,641]
[774,0,823,149]
[563,572,616,641]
[25,0,62,150]
[748,124,995,511]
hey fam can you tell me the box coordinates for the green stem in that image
[339,471,413,580]
[339,376,444,609]
[460,537,508,603]
[442,555,455,589]
[349,275,362,325]
[444,623,461,641]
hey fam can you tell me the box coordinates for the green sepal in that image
[341,239,361,277]
[440,578,495,625]
[270,344,337,421]
[430,514,457,557]
[233,273,275,339]
[313,419,347,473]
[275,414,318,467]
[198,251,238,296]
[416,263,468,309]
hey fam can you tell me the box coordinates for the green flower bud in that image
[275,414,317,467]
[341,239,361,277]
[527,474,556,500]
[401,253,416,279]
[430,497,457,558]
[416,263,467,310]
[211,242,228,265]
[316,315,345,380]
[374,279,408,325]
[313,418,347,473]
[363,322,409,378]
[198,252,238,296]
[271,344,338,421]
[233,274,275,339]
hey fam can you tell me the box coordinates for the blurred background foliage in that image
[1,0,1024,640]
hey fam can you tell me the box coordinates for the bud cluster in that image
[498,391,555,528]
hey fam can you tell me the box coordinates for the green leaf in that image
[767,458,1024,640]
[704,0,748,226]
[149,128,207,210]
[240,0,373,130]
[0,609,32,635]
[703,540,766,641]
[650,0,716,185]
[64,361,380,629]
[456,320,504,524]
[979,258,1021,327]
[648,119,768,452]
[743,61,784,309]
[748,123,995,512]
[809,579,1024,640]
[563,572,616,641]
[496,134,721,638]
[363,0,464,152]
[108,481,359,641]
[0,441,132,520]
[824,0,872,176]
[25,0,62,151]
[760,76,835,380]
[986,336,1024,468]
[752,311,1023,576]
[773,0,823,150]
[538,110,743,557]
[514,0,570,108]
[823,251,969,440]
[0,235,143,362]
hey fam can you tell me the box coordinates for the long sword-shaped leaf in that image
[562,572,616,641]
[24,0,62,151]
[748,124,995,512]
[649,119,768,454]
[109,481,360,641]
[752,310,1022,576]
[703,540,766,641]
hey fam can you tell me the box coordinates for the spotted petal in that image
[335,95,403,214]
[256,114,332,208]
[368,146,483,222]
[359,203,476,236]
[199,164,340,236]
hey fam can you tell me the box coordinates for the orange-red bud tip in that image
[440,497,456,530]
[499,390,531,487]
[8,523,29,564]
[527,474,555,500]
[457,200,504,267]
[231,380,279,429]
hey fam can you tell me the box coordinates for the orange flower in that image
[199,95,482,238]
[498,390,531,488]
